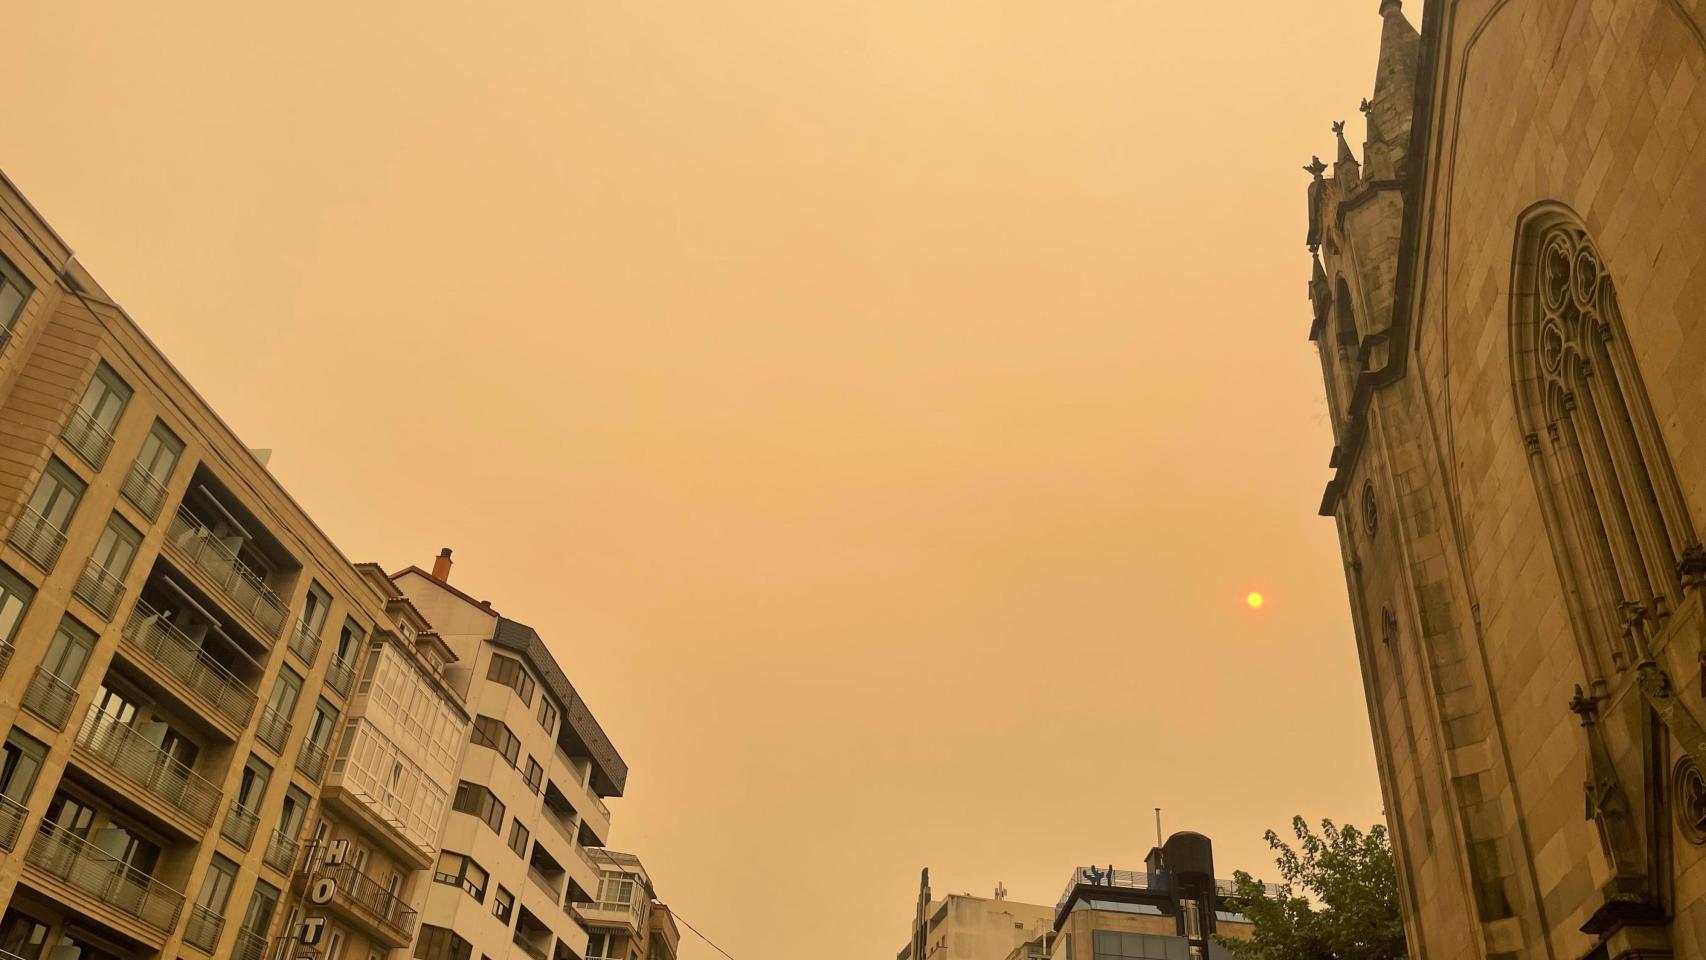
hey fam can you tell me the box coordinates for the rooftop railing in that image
[165,507,287,637]
[21,667,78,730]
[75,707,221,828]
[62,406,116,470]
[0,793,26,851]
[8,505,67,572]
[121,599,258,730]
[121,461,170,520]
[25,818,185,934]
[74,558,127,620]
[1054,866,1285,914]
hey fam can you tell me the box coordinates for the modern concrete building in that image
[895,881,1053,960]
[576,849,678,960]
[393,556,628,960]
[0,167,467,960]
[1306,0,1706,957]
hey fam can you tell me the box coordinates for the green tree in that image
[1213,816,1406,960]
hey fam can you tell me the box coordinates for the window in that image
[587,932,612,960]
[537,696,558,736]
[327,931,345,960]
[236,755,271,813]
[40,617,94,685]
[196,855,238,915]
[280,785,311,839]
[302,580,332,635]
[0,728,47,802]
[492,886,514,924]
[335,618,365,667]
[0,907,49,960]
[70,362,132,461]
[241,881,280,938]
[433,851,488,902]
[23,457,84,538]
[598,871,636,906]
[414,926,472,960]
[134,420,183,485]
[523,755,543,794]
[89,514,141,580]
[470,715,520,767]
[0,251,33,339]
[0,564,33,647]
[452,781,505,834]
[507,819,530,858]
[486,654,535,706]
[268,667,302,718]
[1092,931,1187,960]
[307,699,339,750]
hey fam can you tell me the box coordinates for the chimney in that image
[432,548,453,582]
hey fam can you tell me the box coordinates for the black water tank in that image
[1162,831,1215,880]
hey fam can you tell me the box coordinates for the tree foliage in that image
[1213,816,1407,960]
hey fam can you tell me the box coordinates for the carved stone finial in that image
[1569,684,1598,723]
[1304,156,1327,180]
[1523,432,1542,456]
[1331,120,1346,136]
[1678,543,1706,592]
[1359,98,1373,115]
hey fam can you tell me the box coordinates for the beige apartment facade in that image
[0,169,469,960]
[575,849,679,960]
[1309,0,1706,957]
[394,557,630,960]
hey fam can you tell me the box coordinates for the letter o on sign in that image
[310,878,337,905]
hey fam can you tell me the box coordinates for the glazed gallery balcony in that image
[24,819,186,941]
[72,707,221,836]
[120,598,258,734]
[164,506,288,639]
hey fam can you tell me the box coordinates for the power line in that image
[671,909,737,960]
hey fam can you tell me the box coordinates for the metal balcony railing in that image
[25,818,186,934]
[296,738,329,783]
[513,938,548,960]
[232,928,267,960]
[75,708,221,828]
[0,793,26,851]
[121,461,170,520]
[62,406,117,470]
[74,558,126,619]
[165,507,287,637]
[0,636,12,680]
[22,667,77,729]
[182,903,226,953]
[263,829,298,874]
[288,618,321,666]
[121,599,258,729]
[223,801,260,850]
[8,505,67,572]
[320,861,418,941]
[325,656,355,698]
[256,705,291,754]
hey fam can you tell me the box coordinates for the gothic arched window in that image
[1511,204,1697,674]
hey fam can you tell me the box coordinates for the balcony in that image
[514,938,549,960]
[325,655,355,698]
[8,505,67,572]
[256,705,291,754]
[73,707,221,832]
[62,406,116,470]
[121,599,258,733]
[571,897,644,934]
[288,618,321,666]
[182,903,225,953]
[222,801,260,850]
[21,667,78,729]
[74,558,127,620]
[297,738,329,783]
[0,793,26,851]
[312,861,418,947]
[0,636,12,680]
[121,461,171,520]
[165,507,287,638]
[24,818,186,936]
[263,828,297,874]
[232,929,267,960]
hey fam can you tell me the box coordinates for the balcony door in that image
[135,422,183,484]
[26,460,83,532]
[75,364,131,438]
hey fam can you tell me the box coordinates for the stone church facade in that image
[1308,1,1706,958]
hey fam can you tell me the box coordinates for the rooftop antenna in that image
[1155,807,1163,847]
[994,882,1007,901]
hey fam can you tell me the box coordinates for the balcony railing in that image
[22,667,78,729]
[121,599,258,730]
[513,938,548,960]
[319,861,418,942]
[62,406,117,470]
[325,656,355,698]
[256,705,291,754]
[223,802,260,850]
[288,618,321,666]
[264,829,298,874]
[75,708,221,828]
[0,793,26,851]
[165,507,287,637]
[74,559,127,620]
[232,928,267,960]
[25,818,186,934]
[297,738,329,783]
[121,461,170,520]
[571,897,644,929]
[8,505,67,572]
[0,636,12,681]
[183,903,226,952]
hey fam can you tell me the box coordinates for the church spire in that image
[1365,0,1422,178]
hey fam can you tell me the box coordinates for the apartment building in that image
[577,849,678,960]
[896,876,1053,960]
[0,170,467,960]
[392,555,628,960]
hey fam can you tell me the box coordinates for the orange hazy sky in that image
[6,2,1392,956]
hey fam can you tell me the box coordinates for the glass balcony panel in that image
[25,819,186,934]
[121,599,258,729]
[21,667,77,729]
[74,708,221,828]
[8,505,67,572]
